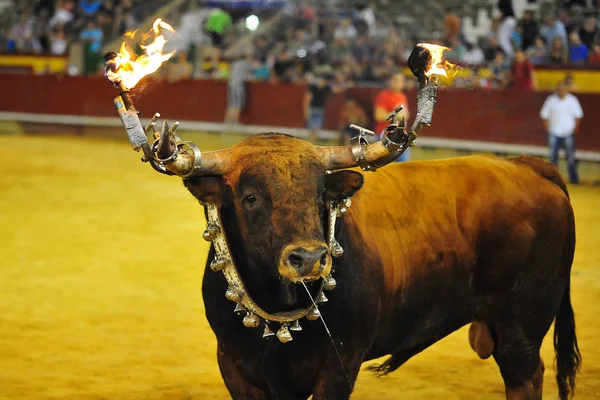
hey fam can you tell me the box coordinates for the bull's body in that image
[190,137,578,400]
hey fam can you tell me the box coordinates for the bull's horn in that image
[317,75,438,172]
[153,128,231,178]
[161,146,232,178]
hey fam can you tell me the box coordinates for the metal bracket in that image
[349,124,376,172]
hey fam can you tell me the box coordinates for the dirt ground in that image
[1,134,599,400]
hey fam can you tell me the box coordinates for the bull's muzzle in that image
[279,242,332,282]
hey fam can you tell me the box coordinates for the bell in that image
[343,198,352,208]
[316,292,328,303]
[331,242,344,258]
[234,303,246,313]
[243,313,260,328]
[339,206,347,214]
[324,275,336,291]
[210,257,226,272]
[306,307,320,321]
[290,320,302,332]
[202,224,219,241]
[276,324,293,343]
[263,324,275,338]
[225,288,243,303]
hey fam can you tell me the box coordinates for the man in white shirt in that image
[540,81,583,184]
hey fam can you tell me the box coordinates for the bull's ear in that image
[324,170,364,201]
[184,176,229,205]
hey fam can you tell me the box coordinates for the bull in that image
[149,128,580,400]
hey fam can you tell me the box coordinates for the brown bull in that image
[173,134,580,400]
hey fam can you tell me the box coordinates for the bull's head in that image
[179,134,364,310]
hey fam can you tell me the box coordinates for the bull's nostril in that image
[320,254,327,266]
[288,253,304,269]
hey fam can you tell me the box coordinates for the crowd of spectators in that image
[3,0,600,92]
[3,0,138,55]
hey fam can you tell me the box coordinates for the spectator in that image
[509,49,534,90]
[549,37,568,64]
[79,0,101,18]
[373,73,410,162]
[8,12,34,53]
[167,51,193,81]
[558,8,575,36]
[497,0,517,57]
[334,18,357,40]
[540,15,568,50]
[356,3,376,37]
[113,2,137,36]
[489,49,509,88]
[484,36,502,61]
[224,53,251,125]
[540,80,583,184]
[461,41,485,65]
[50,25,68,55]
[205,8,232,49]
[304,74,350,143]
[564,72,578,92]
[80,19,103,53]
[444,8,461,45]
[520,10,538,50]
[251,56,270,81]
[589,43,600,63]
[568,32,588,63]
[337,96,368,145]
[526,36,549,64]
[272,48,294,83]
[49,0,74,28]
[579,15,598,50]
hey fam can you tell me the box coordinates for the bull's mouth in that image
[277,277,324,311]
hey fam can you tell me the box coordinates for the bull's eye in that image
[242,194,258,209]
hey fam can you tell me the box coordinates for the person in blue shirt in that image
[79,0,101,17]
[540,15,568,49]
[568,31,588,63]
[80,19,103,53]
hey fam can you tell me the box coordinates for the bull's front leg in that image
[217,342,269,399]
[311,344,368,400]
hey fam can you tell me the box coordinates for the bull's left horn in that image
[152,123,231,178]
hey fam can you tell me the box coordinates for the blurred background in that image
[1,0,600,399]
[0,0,599,181]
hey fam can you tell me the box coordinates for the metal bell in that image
[263,324,275,338]
[290,320,302,332]
[316,292,328,303]
[210,256,227,272]
[306,307,320,321]
[276,324,293,343]
[331,242,344,258]
[343,198,352,208]
[234,303,246,313]
[202,224,219,241]
[243,313,260,328]
[324,275,337,291]
[225,288,243,303]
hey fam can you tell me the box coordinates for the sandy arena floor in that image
[1,134,599,399]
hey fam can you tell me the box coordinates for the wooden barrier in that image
[1,73,599,152]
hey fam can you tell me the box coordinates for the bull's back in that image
[345,154,572,294]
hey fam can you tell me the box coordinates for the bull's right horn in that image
[154,122,231,178]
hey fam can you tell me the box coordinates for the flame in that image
[417,43,458,77]
[106,18,177,89]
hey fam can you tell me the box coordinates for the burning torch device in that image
[349,43,450,169]
[104,51,185,176]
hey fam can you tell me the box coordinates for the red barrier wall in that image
[2,74,599,152]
